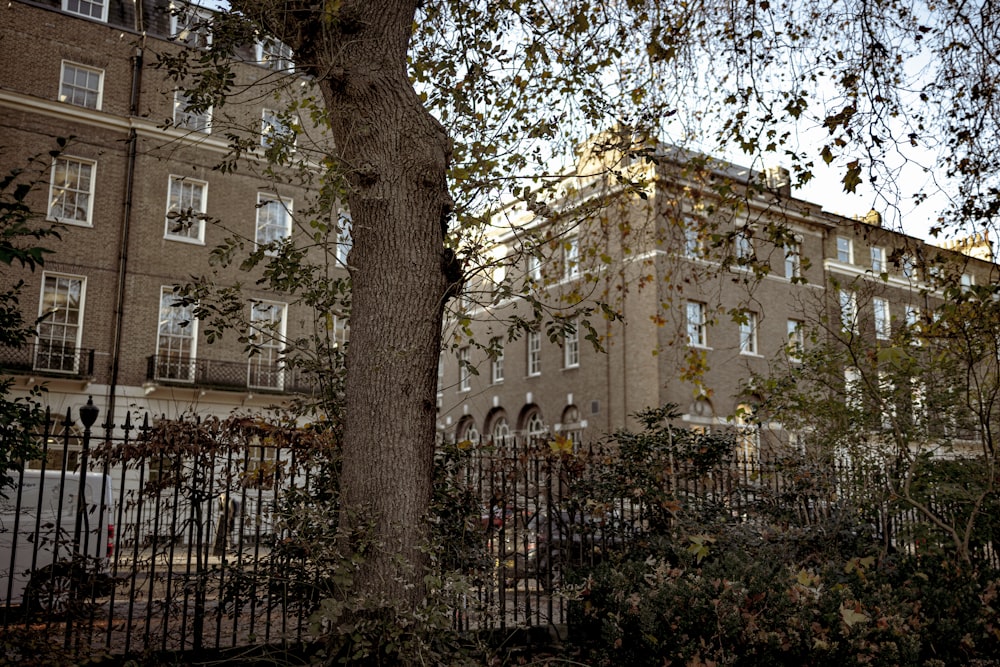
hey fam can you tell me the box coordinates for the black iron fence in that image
[1,412,997,659]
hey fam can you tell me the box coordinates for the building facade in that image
[438,137,999,453]
[0,0,345,433]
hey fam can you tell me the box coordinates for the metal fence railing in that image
[1,412,996,659]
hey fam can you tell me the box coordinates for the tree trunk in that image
[266,0,453,606]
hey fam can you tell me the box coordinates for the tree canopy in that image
[165,0,1000,644]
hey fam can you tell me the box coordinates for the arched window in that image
[519,405,547,440]
[688,396,714,433]
[560,405,583,452]
[486,409,511,446]
[456,416,479,444]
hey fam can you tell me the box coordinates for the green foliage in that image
[563,409,1000,666]
[575,546,1000,667]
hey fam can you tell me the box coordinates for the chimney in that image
[764,166,791,197]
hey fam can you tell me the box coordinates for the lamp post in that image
[67,396,99,644]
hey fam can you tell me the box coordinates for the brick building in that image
[0,0,346,431]
[437,136,1000,454]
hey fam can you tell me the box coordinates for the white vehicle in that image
[0,469,115,615]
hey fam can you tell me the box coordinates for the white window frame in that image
[564,320,580,368]
[261,108,296,149]
[35,272,86,374]
[905,304,922,345]
[684,218,704,258]
[784,242,801,279]
[257,38,294,72]
[873,297,891,340]
[901,254,916,279]
[527,330,541,376]
[458,346,471,392]
[735,228,753,263]
[47,156,95,226]
[173,90,212,133]
[735,404,759,468]
[164,175,208,243]
[527,253,542,282]
[525,411,547,438]
[564,235,579,279]
[256,194,293,252]
[686,301,707,347]
[871,246,886,274]
[59,61,103,110]
[155,286,197,382]
[491,347,504,384]
[335,210,353,266]
[786,319,803,362]
[839,289,857,334]
[62,0,107,22]
[739,311,758,355]
[836,236,852,263]
[248,300,287,390]
[169,2,213,48]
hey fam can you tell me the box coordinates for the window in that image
[839,289,857,333]
[527,253,542,282]
[173,90,211,133]
[165,176,207,242]
[63,0,106,21]
[564,320,579,368]
[248,301,286,390]
[458,347,471,392]
[491,347,504,384]
[871,246,885,274]
[527,330,541,376]
[525,410,546,438]
[336,211,352,266]
[901,254,916,279]
[59,62,103,110]
[873,297,890,339]
[961,273,974,292]
[261,109,296,149]
[564,235,579,279]
[844,367,862,410]
[256,194,293,251]
[739,311,758,355]
[47,156,95,225]
[35,273,85,373]
[686,301,707,347]
[169,2,212,48]
[491,415,511,443]
[786,319,803,361]
[735,404,759,469]
[784,242,801,279]
[155,287,196,381]
[684,218,704,258]
[257,38,294,72]
[905,305,922,345]
[735,228,753,263]
[836,236,852,263]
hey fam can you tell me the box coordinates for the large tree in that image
[185,0,1000,614]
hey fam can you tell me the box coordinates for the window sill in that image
[164,234,206,246]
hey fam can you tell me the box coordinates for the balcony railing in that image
[0,342,95,377]
[146,354,316,394]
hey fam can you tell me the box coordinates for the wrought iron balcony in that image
[0,342,95,378]
[146,355,316,394]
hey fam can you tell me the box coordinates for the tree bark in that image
[258,0,453,605]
